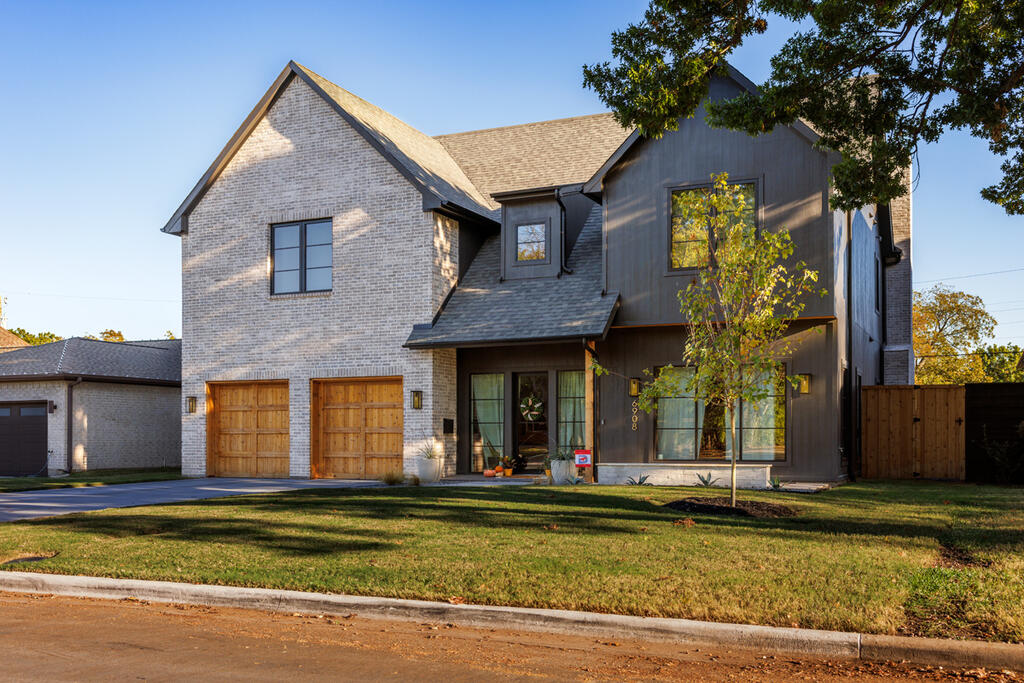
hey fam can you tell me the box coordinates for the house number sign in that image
[631,400,639,431]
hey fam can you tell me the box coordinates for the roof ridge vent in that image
[55,338,71,373]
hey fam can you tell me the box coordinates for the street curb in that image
[1,571,1021,670]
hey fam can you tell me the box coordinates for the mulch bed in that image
[664,497,798,519]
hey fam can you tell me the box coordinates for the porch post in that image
[584,340,596,483]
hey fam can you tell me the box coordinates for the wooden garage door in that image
[311,378,403,479]
[207,382,289,478]
[0,403,48,477]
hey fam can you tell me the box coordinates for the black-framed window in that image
[556,370,586,453]
[19,405,46,417]
[0,407,10,417]
[515,223,546,261]
[654,365,786,462]
[470,373,504,472]
[272,219,332,294]
[670,181,756,270]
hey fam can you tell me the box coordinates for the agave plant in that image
[626,474,652,486]
[695,472,719,488]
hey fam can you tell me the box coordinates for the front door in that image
[514,372,549,472]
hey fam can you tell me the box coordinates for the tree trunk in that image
[728,401,738,507]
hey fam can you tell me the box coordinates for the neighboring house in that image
[0,327,29,354]
[162,61,911,485]
[0,338,181,476]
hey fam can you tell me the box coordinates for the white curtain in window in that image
[471,374,504,468]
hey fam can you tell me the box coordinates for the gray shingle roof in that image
[435,114,631,209]
[294,64,495,220]
[405,205,618,348]
[0,338,181,384]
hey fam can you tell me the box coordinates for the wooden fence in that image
[861,385,966,480]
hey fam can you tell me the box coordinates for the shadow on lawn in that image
[10,485,1022,558]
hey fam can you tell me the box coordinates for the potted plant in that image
[416,440,443,483]
[549,450,575,484]
[543,453,553,482]
[500,455,514,477]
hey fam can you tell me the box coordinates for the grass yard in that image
[0,468,182,493]
[0,481,1021,642]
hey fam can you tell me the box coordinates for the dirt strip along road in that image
[0,592,1017,681]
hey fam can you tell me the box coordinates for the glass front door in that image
[514,372,549,472]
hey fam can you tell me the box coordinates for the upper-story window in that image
[515,223,547,262]
[271,219,332,294]
[670,181,756,270]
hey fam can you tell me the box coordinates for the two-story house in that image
[163,61,912,484]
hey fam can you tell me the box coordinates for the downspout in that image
[845,211,855,481]
[65,376,83,473]
[554,187,573,276]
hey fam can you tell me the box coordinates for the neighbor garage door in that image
[311,378,403,479]
[0,403,48,477]
[207,382,289,478]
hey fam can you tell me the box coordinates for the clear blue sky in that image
[1,1,1020,342]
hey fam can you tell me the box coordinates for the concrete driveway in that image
[0,478,381,522]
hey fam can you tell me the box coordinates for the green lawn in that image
[0,481,1021,642]
[0,468,182,493]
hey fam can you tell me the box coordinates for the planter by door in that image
[417,457,443,483]
[550,460,574,484]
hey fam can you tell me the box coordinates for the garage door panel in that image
[313,378,403,480]
[365,406,402,429]
[209,382,289,478]
[0,403,48,477]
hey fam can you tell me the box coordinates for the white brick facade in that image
[883,167,914,384]
[71,383,181,470]
[180,77,457,478]
[0,380,180,475]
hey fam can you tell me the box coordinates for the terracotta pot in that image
[503,469,513,477]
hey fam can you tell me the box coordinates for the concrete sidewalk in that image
[0,478,381,522]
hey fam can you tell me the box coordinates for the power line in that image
[916,266,1024,285]
[0,289,177,304]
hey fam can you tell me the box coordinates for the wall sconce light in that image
[187,396,197,413]
[411,390,423,410]
[47,400,57,414]
[628,378,641,397]
[795,374,811,395]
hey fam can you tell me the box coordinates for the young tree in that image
[583,0,1024,213]
[913,285,996,383]
[636,173,823,506]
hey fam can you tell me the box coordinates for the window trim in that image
[665,177,762,276]
[270,219,333,295]
[511,218,551,266]
[652,363,789,463]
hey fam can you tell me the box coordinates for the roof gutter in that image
[65,376,83,473]
[0,373,180,387]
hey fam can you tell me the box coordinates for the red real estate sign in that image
[573,449,592,467]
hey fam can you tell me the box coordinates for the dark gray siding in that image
[456,343,584,473]
[602,76,834,326]
[501,197,561,280]
[595,324,842,481]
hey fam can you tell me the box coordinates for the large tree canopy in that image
[583,0,1024,214]
[913,284,997,383]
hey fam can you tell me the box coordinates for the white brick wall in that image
[71,382,181,471]
[0,380,181,474]
[884,167,914,384]
[180,76,456,478]
[0,381,65,475]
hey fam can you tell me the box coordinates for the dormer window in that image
[515,222,547,261]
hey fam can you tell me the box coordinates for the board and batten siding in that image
[180,75,457,478]
[601,76,834,327]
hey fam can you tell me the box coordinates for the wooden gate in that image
[861,385,965,480]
